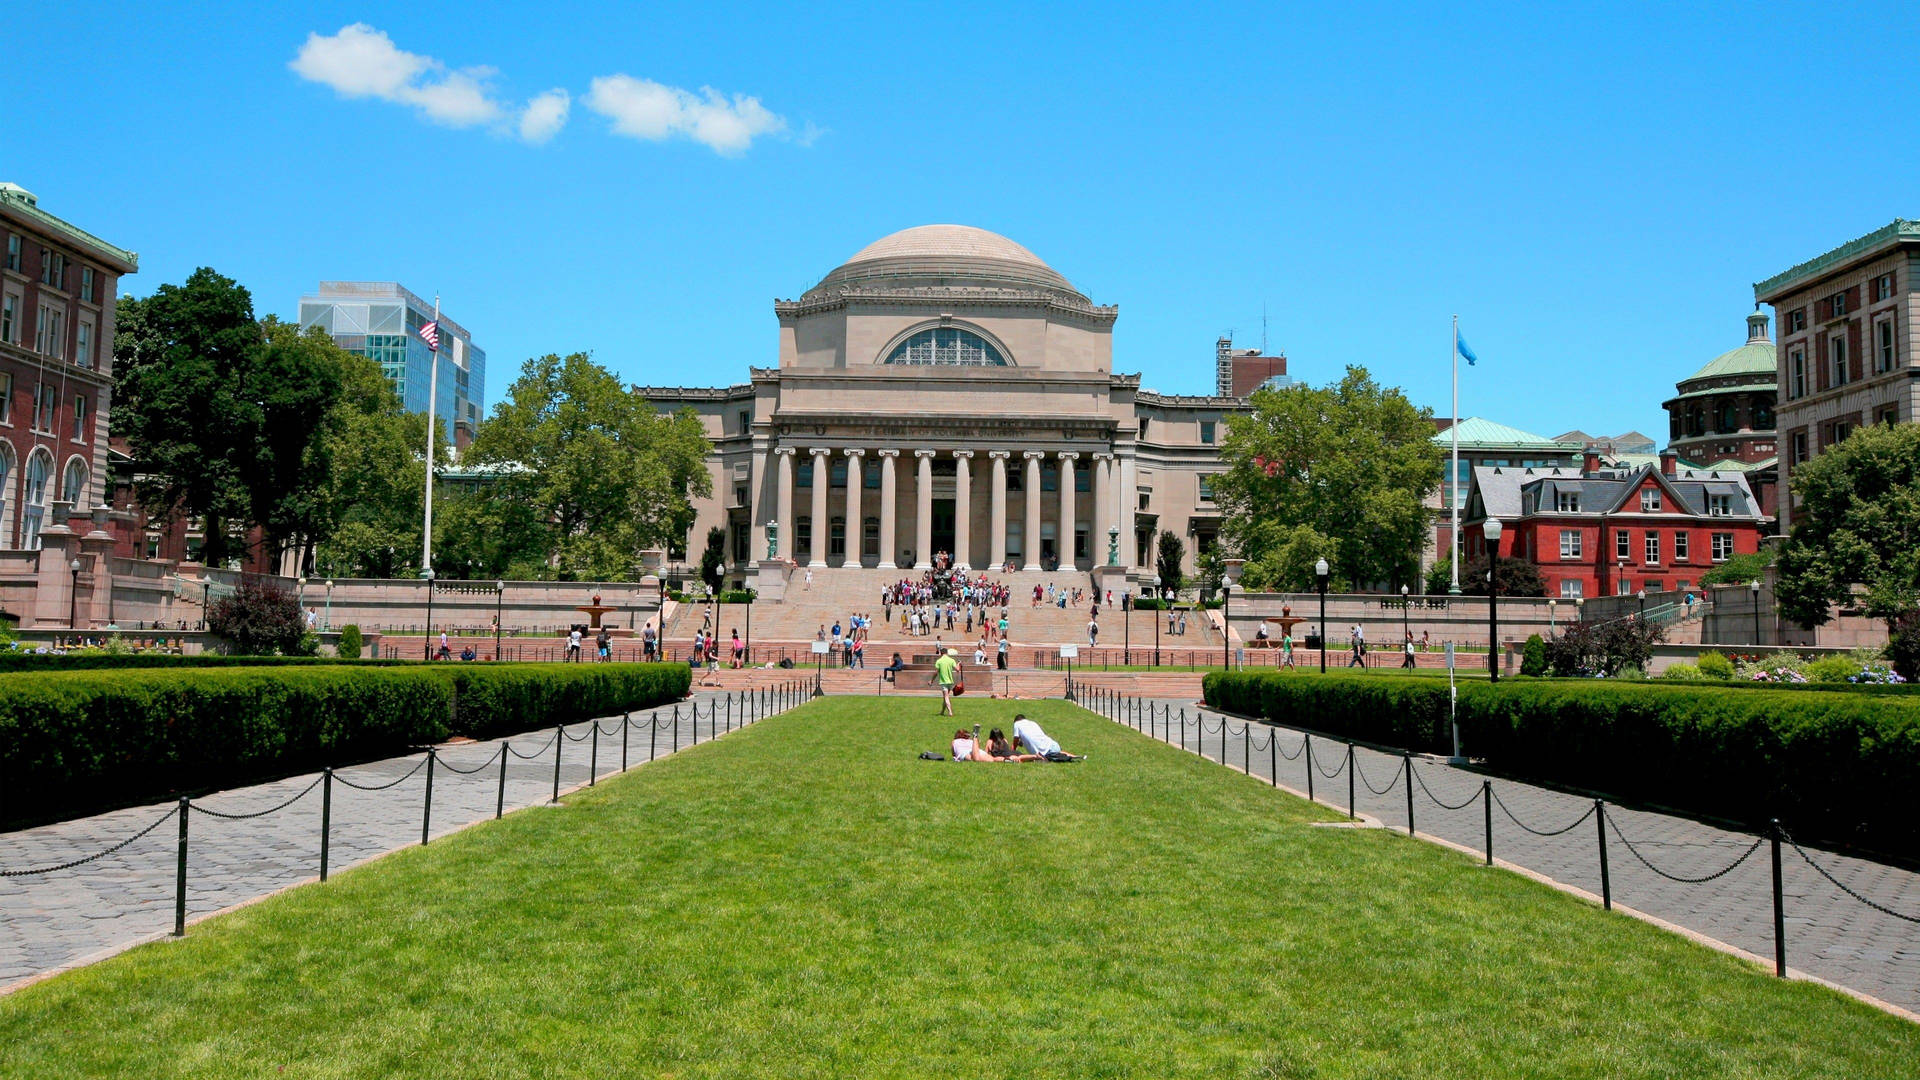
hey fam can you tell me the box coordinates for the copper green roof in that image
[1681,343,1776,385]
[0,183,138,271]
[1433,417,1583,450]
[1664,380,1775,404]
[1754,219,1919,301]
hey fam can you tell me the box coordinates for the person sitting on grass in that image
[1011,715,1083,760]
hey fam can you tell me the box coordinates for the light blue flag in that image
[1457,334,1478,366]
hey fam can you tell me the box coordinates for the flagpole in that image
[1449,314,1461,595]
[421,295,439,578]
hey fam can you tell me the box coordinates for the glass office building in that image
[297,282,486,446]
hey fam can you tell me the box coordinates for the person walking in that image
[804,567,813,590]
[1281,629,1295,669]
[1087,617,1099,647]
[934,648,960,716]
[567,627,583,662]
[1401,631,1416,669]
[997,636,1010,670]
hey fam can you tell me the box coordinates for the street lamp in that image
[324,579,334,633]
[1636,588,1646,621]
[1150,572,1162,667]
[1750,579,1762,647]
[744,579,753,668]
[1484,518,1503,683]
[422,567,436,660]
[1401,583,1410,658]
[1220,581,1232,671]
[297,576,307,626]
[1315,558,1330,674]
[1548,598,1557,633]
[67,553,81,630]
[495,580,505,660]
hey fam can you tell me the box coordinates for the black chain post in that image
[1596,801,1611,910]
[1220,718,1227,765]
[319,767,332,882]
[1305,734,1314,803]
[673,705,680,751]
[589,722,599,786]
[1180,709,1187,752]
[496,746,508,819]
[1243,726,1250,775]
[1771,819,1786,977]
[173,796,189,937]
[1269,733,1277,787]
[1483,781,1493,865]
[552,724,563,803]
[622,713,630,772]
[422,748,436,845]
[1347,742,1356,819]
[1404,755,1415,836]
[650,711,658,762]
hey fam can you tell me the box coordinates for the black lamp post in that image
[1750,579,1762,646]
[494,580,505,660]
[1220,582,1232,672]
[1484,518,1503,683]
[1636,588,1646,621]
[324,578,334,633]
[422,567,436,660]
[1401,583,1410,656]
[68,557,82,630]
[1315,557,1330,674]
[1150,572,1162,668]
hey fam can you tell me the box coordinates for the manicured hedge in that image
[1203,670,1920,858]
[0,663,691,828]
[0,653,413,673]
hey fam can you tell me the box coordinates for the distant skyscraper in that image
[1215,335,1291,397]
[298,282,486,448]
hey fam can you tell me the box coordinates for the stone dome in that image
[1680,311,1777,387]
[803,224,1086,304]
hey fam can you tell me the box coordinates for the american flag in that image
[419,320,440,352]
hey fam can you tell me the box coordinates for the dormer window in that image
[1708,494,1733,517]
[1555,491,1580,512]
[1640,488,1661,512]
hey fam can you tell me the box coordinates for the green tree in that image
[1425,553,1548,597]
[1214,367,1441,590]
[312,355,445,580]
[206,576,305,655]
[464,353,713,580]
[1775,423,1920,630]
[698,526,728,591]
[1698,549,1774,587]
[1239,522,1339,592]
[1155,531,1185,597]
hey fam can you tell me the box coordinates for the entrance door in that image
[931,498,956,558]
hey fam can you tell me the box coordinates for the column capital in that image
[842,447,866,458]
[773,446,798,458]
[913,449,938,460]
[1057,451,1081,461]
[950,450,974,459]
[1022,449,1048,461]
[808,446,833,457]
[988,450,1012,461]
[1091,452,1114,462]
[875,449,900,459]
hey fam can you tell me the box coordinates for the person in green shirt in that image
[933,648,960,716]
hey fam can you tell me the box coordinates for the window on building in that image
[1137,491,1150,510]
[796,461,813,487]
[1559,529,1581,558]
[0,292,14,345]
[1877,404,1902,427]
[1753,397,1774,429]
[1617,577,1633,596]
[80,267,95,303]
[1137,417,1149,439]
[732,524,748,564]
[71,394,88,440]
[1789,348,1806,398]
[3,234,18,271]
[1788,309,1806,333]
[1644,531,1660,564]
[1674,531,1689,561]
[1715,401,1737,432]
[1007,465,1023,492]
[829,516,846,558]
[1197,474,1214,502]
[830,459,848,488]
[1831,335,1849,387]
[1876,319,1896,373]
[1555,491,1580,512]
[1791,431,1808,465]
[1828,419,1852,447]
[1041,464,1058,492]
[1200,420,1216,444]
[1827,292,1847,319]
[864,458,880,490]
[884,327,1007,366]
[75,320,92,369]
[34,383,56,432]
[1711,533,1735,562]
[40,250,65,289]
[733,485,747,508]
[61,458,86,504]
[0,372,10,423]
[1640,488,1661,512]
[795,516,812,560]
[1559,579,1584,599]
[737,409,750,433]
[23,453,49,549]
[1874,273,1895,302]
[862,516,879,558]
[1707,494,1732,516]
[1616,529,1630,559]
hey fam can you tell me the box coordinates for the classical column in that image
[774,447,796,561]
[1057,452,1080,570]
[952,450,973,570]
[807,448,831,567]
[914,450,936,570]
[1091,452,1113,565]
[749,447,768,564]
[841,448,865,568]
[988,451,1010,571]
[1118,451,1138,565]
[876,450,899,570]
[1022,450,1045,572]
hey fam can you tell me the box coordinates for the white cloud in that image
[585,75,787,155]
[291,24,564,142]
[520,89,571,145]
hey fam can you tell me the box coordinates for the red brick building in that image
[0,183,135,551]
[1460,452,1766,599]
[1215,336,1290,397]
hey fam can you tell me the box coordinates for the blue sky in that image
[12,1,1918,440]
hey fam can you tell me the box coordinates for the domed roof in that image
[1679,312,1777,386]
[803,225,1085,303]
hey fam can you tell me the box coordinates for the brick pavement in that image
[0,685,808,992]
[1098,689,1920,1017]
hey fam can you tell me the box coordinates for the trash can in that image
[1305,633,1323,651]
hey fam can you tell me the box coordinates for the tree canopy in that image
[1775,423,1920,628]
[460,353,713,580]
[1214,367,1441,592]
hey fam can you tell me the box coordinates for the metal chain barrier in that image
[1492,789,1597,837]
[332,757,429,791]
[1410,763,1482,811]
[507,734,558,759]
[1308,740,1346,779]
[0,805,180,877]
[1353,751,1401,796]
[1597,809,1765,885]
[433,745,508,775]
[1785,829,1920,924]
[190,775,325,820]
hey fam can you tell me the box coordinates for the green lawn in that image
[3,699,1914,1078]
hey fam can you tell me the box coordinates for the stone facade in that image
[636,226,1240,585]
[1755,220,1919,531]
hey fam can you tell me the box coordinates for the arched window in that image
[884,327,1008,366]
[0,443,12,548]
[61,457,87,505]
[22,451,50,550]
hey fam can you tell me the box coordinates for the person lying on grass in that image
[986,728,1044,761]
[951,728,1044,762]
